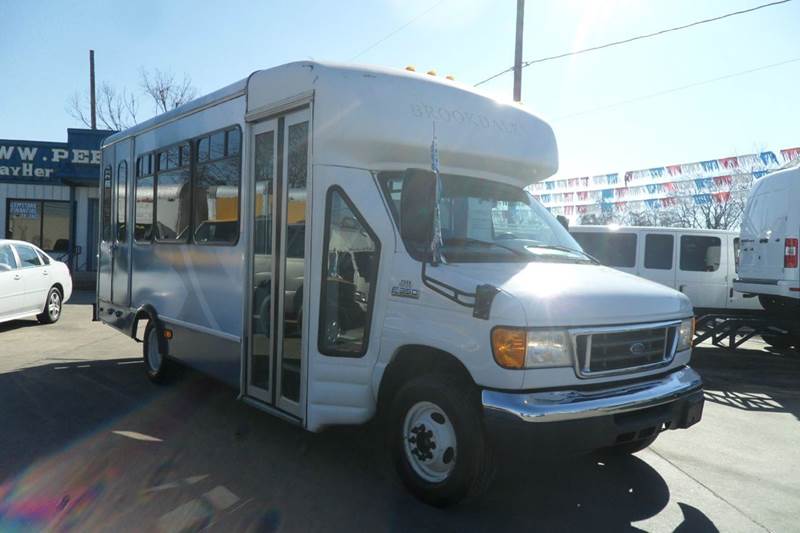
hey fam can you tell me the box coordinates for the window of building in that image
[155,143,191,242]
[680,235,722,272]
[644,234,674,270]
[193,127,241,244]
[135,154,154,242]
[318,187,380,357]
[117,161,128,242]
[0,244,17,271]
[571,232,637,268]
[6,199,70,252]
[14,244,42,268]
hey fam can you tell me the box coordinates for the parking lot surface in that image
[1,293,798,532]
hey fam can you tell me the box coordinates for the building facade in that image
[531,146,800,225]
[0,128,113,272]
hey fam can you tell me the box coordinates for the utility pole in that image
[513,0,524,102]
[89,50,97,129]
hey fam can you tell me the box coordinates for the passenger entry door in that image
[246,108,310,419]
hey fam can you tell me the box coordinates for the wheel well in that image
[132,307,157,342]
[377,345,476,415]
[51,283,63,296]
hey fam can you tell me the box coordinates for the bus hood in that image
[430,262,692,326]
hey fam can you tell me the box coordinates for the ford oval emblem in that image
[629,342,646,355]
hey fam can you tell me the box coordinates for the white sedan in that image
[0,239,73,325]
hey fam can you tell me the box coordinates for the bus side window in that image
[194,127,242,244]
[117,160,128,242]
[102,165,113,242]
[135,154,154,242]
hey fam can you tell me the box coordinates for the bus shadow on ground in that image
[692,345,800,421]
[0,359,718,532]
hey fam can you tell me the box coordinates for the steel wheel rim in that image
[48,291,61,320]
[147,329,162,372]
[402,401,457,483]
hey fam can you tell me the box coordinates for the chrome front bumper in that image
[482,366,703,424]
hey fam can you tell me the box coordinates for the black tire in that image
[388,374,494,507]
[37,286,62,324]
[762,334,794,350]
[143,321,173,384]
[758,295,800,317]
[601,435,658,457]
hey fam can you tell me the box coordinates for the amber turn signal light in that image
[491,328,526,369]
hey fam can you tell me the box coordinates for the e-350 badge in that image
[391,280,420,299]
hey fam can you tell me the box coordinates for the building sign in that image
[0,144,100,179]
[9,200,39,219]
[0,128,112,185]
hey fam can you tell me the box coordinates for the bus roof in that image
[104,61,558,186]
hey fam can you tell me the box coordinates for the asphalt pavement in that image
[0,292,798,532]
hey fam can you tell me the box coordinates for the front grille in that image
[574,324,678,377]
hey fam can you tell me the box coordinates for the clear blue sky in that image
[1,0,798,179]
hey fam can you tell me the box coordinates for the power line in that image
[349,0,446,61]
[551,56,800,121]
[474,0,793,87]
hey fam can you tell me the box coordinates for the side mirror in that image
[556,215,569,231]
[400,169,436,262]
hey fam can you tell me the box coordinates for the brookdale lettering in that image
[409,103,523,136]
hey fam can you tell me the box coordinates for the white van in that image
[570,225,760,313]
[734,164,800,314]
[97,62,703,506]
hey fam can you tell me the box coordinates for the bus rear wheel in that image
[388,374,494,507]
[143,322,174,384]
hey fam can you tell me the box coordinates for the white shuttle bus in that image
[97,62,703,506]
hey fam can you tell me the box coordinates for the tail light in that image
[785,238,799,268]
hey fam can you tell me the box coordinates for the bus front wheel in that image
[388,374,494,507]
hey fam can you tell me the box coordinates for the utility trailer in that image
[694,311,800,351]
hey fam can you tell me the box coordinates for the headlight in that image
[676,318,694,352]
[492,328,573,369]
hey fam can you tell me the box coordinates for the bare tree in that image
[68,82,138,130]
[140,69,197,114]
[68,68,196,131]
[664,172,751,230]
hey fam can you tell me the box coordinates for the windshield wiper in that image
[443,237,527,258]
[525,244,600,264]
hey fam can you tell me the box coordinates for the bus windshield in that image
[380,172,591,264]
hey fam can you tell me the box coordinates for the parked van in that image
[734,164,800,315]
[97,62,703,506]
[570,225,761,313]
